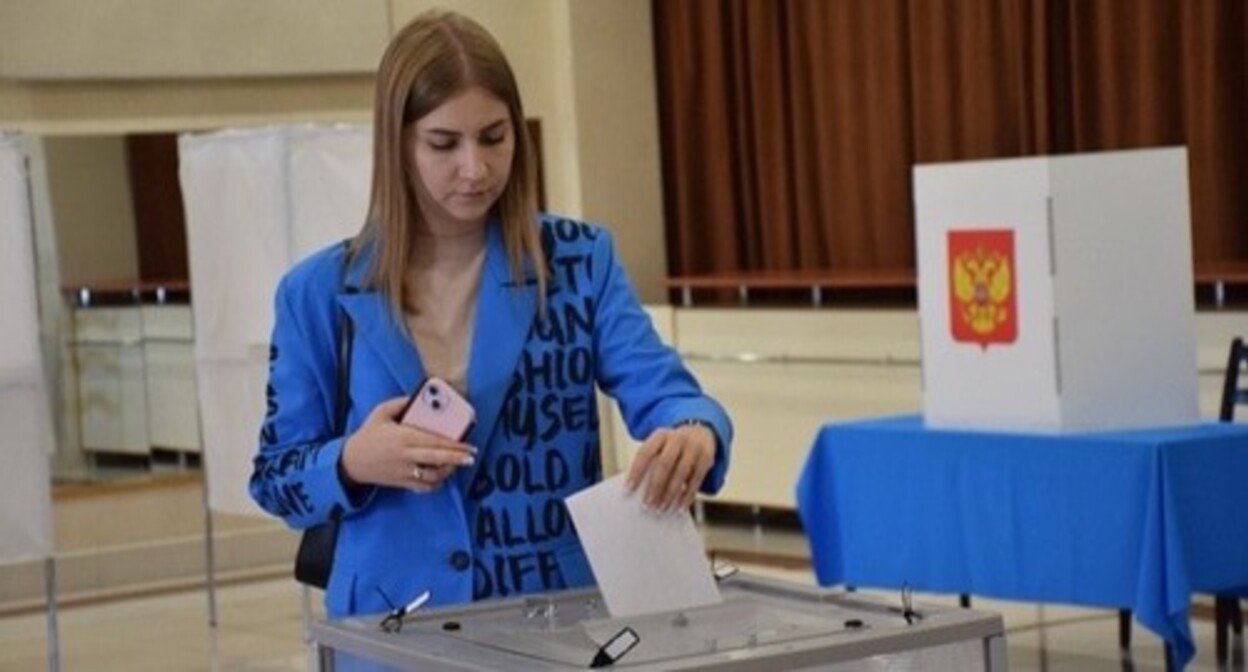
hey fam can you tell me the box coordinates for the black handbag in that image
[294,245,355,589]
[293,516,341,588]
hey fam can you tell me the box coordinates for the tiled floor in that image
[1,521,1244,670]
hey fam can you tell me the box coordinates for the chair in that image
[1213,337,1248,664]
[1118,337,1248,667]
[1218,336,1248,424]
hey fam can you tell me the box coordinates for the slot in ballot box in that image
[913,147,1199,431]
[309,574,1006,671]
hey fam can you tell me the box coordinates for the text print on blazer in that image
[250,216,732,618]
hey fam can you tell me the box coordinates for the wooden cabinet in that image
[141,305,200,453]
[72,307,149,455]
[69,301,201,458]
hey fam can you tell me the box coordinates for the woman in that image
[250,9,732,618]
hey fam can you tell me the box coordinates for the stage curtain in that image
[654,0,1248,278]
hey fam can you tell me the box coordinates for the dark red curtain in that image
[654,0,1248,279]
[126,133,189,283]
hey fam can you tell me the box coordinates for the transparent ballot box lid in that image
[310,573,1007,671]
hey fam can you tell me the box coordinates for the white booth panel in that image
[915,148,1198,432]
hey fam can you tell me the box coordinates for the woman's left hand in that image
[626,423,716,513]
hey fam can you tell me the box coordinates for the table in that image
[795,415,1248,670]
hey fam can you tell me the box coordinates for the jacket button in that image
[449,550,471,571]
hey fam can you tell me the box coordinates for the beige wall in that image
[0,0,670,298]
[566,1,669,302]
[42,136,139,286]
[0,77,377,135]
[0,0,390,79]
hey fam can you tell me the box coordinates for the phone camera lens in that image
[431,398,443,410]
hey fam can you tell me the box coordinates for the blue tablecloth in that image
[796,415,1248,670]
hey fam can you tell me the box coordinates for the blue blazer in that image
[251,216,732,618]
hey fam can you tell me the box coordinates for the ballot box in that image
[309,573,1007,671]
[913,147,1199,432]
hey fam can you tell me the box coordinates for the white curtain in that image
[0,134,55,562]
[288,126,373,260]
[179,126,371,515]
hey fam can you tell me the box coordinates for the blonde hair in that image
[353,9,547,319]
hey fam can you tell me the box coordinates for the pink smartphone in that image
[398,377,476,440]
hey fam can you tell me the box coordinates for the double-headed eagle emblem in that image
[947,230,1017,349]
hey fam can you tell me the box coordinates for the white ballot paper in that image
[565,474,722,618]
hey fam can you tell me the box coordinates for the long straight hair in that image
[353,9,547,319]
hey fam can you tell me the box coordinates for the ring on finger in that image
[412,465,424,481]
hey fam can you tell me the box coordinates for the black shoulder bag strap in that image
[294,240,355,588]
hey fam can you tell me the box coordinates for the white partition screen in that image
[0,134,55,562]
[179,126,371,515]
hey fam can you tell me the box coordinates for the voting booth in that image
[179,125,371,515]
[0,134,55,563]
[914,147,1200,431]
[309,574,1006,671]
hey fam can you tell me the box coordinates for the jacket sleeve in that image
[249,274,376,528]
[589,229,733,493]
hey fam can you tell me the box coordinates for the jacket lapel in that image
[465,224,538,449]
[337,246,426,393]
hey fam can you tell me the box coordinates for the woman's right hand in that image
[339,397,477,492]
